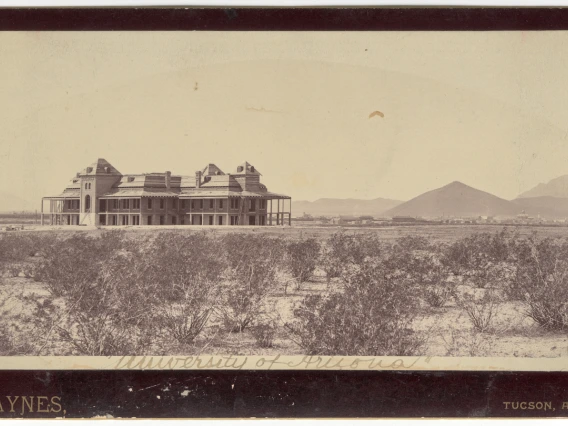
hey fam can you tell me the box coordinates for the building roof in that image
[99,188,180,198]
[46,160,289,200]
[233,161,262,176]
[202,164,225,176]
[79,158,121,176]
[201,175,241,188]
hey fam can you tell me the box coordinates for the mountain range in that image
[292,198,402,217]
[293,175,568,219]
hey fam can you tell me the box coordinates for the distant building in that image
[41,159,291,227]
[391,216,418,223]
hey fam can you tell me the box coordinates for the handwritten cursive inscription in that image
[113,355,422,370]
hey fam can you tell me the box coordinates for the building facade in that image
[41,159,291,227]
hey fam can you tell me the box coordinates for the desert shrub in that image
[33,231,165,355]
[417,260,455,308]
[219,234,284,332]
[0,233,55,276]
[286,238,321,286]
[394,235,431,253]
[441,327,495,357]
[403,249,454,308]
[145,232,224,344]
[453,289,500,332]
[286,262,425,356]
[0,289,36,355]
[441,229,516,289]
[251,322,276,348]
[54,250,157,356]
[509,237,568,330]
[320,231,383,282]
[37,232,126,298]
[320,231,354,281]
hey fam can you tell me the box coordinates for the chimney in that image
[165,171,171,189]
[195,170,202,188]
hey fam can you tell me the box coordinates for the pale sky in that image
[1,31,568,208]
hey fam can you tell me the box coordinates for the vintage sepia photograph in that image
[2,28,568,368]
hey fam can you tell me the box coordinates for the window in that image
[121,199,129,209]
[259,216,265,225]
[230,198,240,209]
[219,199,224,209]
[199,200,203,209]
[148,199,153,209]
[180,217,185,225]
[230,216,238,225]
[113,199,118,209]
[160,215,165,225]
[249,199,256,212]
[172,216,177,225]
[148,216,152,225]
[237,166,243,172]
[127,176,135,182]
[85,195,91,211]
[99,199,106,211]
[209,199,214,209]
[160,199,164,209]
[173,199,178,209]
[218,216,223,225]
[85,183,88,190]
[260,200,266,209]
[133,199,140,209]
[208,216,213,225]
[181,200,186,209]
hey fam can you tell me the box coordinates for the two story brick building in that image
[41,159,291,227]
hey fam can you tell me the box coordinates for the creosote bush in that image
[320,231,382,282]
[251,322,277,348]
[453,289,500,333]
[287,262,425,356]
[286,237,321,287]
[218,234,284,333]
[510,236,568,331]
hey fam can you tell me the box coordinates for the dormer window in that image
[127,176,135,183]
[73,179,78,183]
[104,166,110,173]
[250,166,255,172]
[237,166,243,172]
[86,167,93,173]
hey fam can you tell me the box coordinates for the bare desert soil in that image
[2,224,568,358]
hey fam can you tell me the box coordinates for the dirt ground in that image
[2,224,568,357]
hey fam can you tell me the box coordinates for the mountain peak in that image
[518,175,568,199]
[385,181,520,218]
[444,181,469,189]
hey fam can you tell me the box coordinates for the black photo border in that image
[1,7,568,418]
